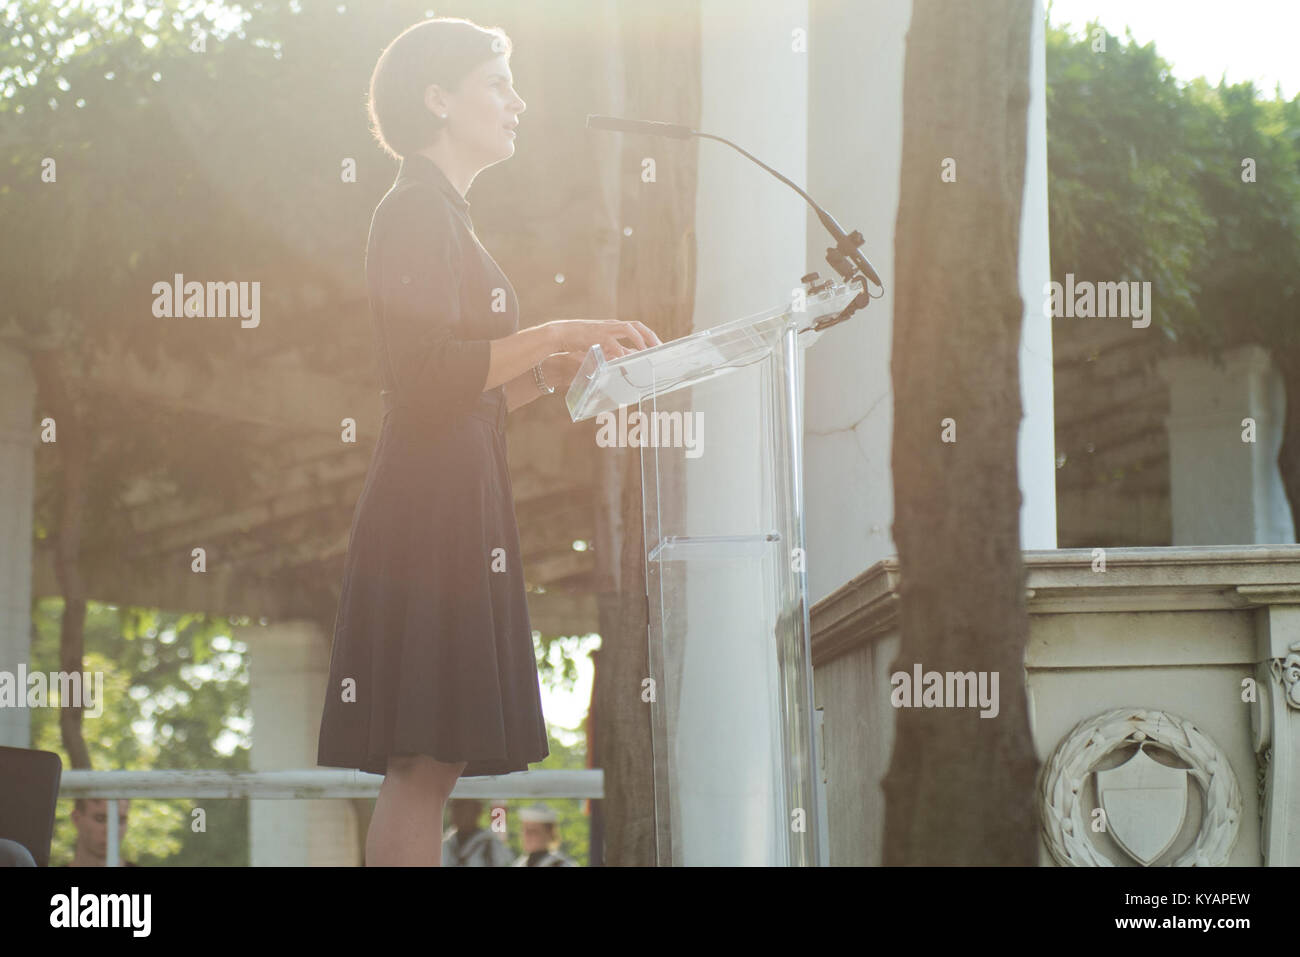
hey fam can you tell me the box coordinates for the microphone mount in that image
[587,114,884,332]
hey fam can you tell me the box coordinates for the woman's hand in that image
[540,351,587,393]
[545,318,663,359]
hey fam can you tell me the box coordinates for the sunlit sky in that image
[1048,0,1300,98]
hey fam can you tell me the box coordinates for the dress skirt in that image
[316,389,550,777]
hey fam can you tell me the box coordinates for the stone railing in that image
[55,768,603,866]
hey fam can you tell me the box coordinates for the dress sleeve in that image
[373,188,493,416]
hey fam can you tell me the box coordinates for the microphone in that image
[586,114,695,139]
[585,113,883,294]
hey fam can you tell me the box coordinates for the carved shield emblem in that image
[1096,745,1189,866]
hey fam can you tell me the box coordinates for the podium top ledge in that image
[565,277,863,421]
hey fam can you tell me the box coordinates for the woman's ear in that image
[424,84,447,119]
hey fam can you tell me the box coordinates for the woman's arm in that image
[503,352,585,413]
[484,317,658,394]
[503,368,545,414]
[483,322,559,391]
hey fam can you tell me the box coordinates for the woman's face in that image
[433,54,525,166]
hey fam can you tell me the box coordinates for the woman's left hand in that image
[541,351,587,393]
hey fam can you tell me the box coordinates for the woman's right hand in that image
[545,319,663,359]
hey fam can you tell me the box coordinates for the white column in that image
[804,0,911,599]
[1017,0,1058,550]
[0,345,36,748]
[243,619,359,866]
[1159,344,1295,545]
[678,0,812,865]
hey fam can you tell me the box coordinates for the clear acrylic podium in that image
[566,276,863,866]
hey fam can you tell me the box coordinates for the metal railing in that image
[58,768,604,866]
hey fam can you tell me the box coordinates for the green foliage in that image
[1045,20,1213,340]
[1181,81,1300,354]
[1046,18,1300,356]
[30,599,251,866]
[534,629,596,692]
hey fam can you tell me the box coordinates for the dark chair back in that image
[0,746,63,867]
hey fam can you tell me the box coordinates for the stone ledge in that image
[811,545,1300,664]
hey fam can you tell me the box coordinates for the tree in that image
[883,0,1040,865]
[588,0,700,866]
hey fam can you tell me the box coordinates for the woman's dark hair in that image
[367,16,513,160]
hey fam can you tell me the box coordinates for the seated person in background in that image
[70,797,137,867]
[442,798,513,867]
[513,803,576,867]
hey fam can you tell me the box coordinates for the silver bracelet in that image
[532,362,555,395]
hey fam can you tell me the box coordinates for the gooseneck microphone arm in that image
[586,113,884,330]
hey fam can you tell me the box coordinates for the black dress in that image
[316,153,549,778]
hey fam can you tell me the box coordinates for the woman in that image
[316,16,662,866]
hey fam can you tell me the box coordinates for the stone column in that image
[243,618,359,866]
[1159,344,1294,545]
[0,345,36,748]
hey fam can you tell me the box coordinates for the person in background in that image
[512,803,575,867]
[70,797,137,867]
[442,798,513,866]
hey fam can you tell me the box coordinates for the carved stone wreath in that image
[1038,708,1241,867]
